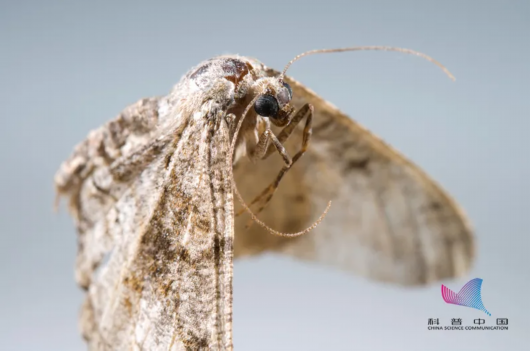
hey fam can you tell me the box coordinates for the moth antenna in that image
[228,96,331,237]
[280,46,456,82]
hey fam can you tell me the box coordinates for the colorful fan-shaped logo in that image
[441,278,491,316]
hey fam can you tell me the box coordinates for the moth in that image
[55,46,474,350]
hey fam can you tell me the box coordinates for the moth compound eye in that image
[283,82,292,100]
[254,94,279,118]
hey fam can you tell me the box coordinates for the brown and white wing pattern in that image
[55,98,167,289]
[233,73,474,285]
[56,100,234,350]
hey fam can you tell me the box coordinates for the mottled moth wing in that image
[233,71,474,285]
[56,98,233,350]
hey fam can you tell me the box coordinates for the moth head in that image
[253,78,294,127]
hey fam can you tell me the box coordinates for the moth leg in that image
[224,113,236,128]
[263,103,313,159]
[236,129,294,217]
[249,130,292,167]
[241,104,313,221]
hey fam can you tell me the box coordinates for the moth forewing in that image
[62,103,233,349]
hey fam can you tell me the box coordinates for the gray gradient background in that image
[1,1,528,350]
